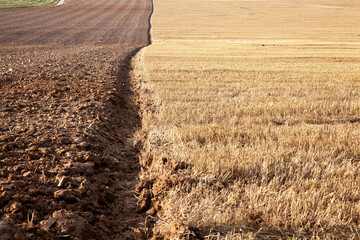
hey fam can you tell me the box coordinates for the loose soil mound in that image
[0,0,152,238]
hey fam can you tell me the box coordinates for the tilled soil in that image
[0,0,152,239]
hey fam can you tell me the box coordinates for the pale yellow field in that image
[135,0,360,238]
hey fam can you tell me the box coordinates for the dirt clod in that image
[54,190,80,203]
[0,220,24,240]
[51,210,95,239]
[137,189,152,213]
[40,217,57,231]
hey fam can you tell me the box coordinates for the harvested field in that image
[135,0,360,239]
[0,0,152,239]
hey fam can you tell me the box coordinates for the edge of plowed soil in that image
[129,0,200,237]
[131,48,198,240]
[130,0,200,237]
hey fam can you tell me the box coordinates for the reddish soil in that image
[0,0,152,239]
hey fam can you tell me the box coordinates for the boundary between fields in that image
[147,0,154,44]
[123,0,155,237]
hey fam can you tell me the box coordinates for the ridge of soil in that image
[0,0,152,238]
[131,48,195,240]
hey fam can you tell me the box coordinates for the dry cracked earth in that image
[0,0,153,239]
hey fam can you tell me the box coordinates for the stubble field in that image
[134,0,360,239]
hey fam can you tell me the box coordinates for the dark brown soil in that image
[0,0,152,239]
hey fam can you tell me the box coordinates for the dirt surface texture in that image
[0,0,152,239]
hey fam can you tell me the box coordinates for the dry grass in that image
[136,0,360,238]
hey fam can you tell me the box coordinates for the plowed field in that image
[0,0,152,239]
